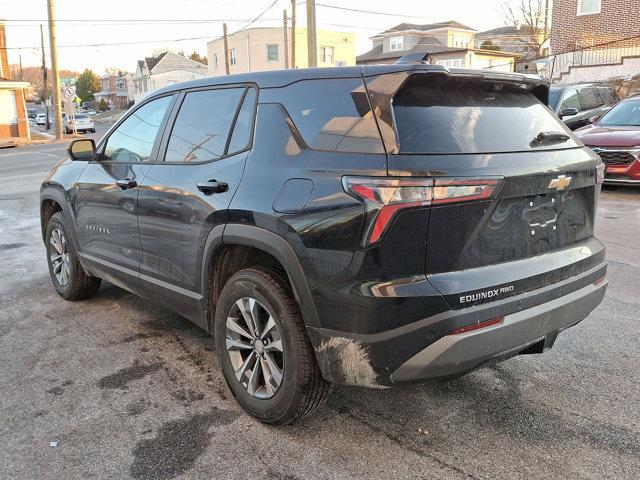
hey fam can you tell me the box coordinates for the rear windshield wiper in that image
[532,131,571,145]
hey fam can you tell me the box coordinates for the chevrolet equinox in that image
[40,65,608,424]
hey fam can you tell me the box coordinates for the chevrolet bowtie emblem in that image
[549,175,572,191]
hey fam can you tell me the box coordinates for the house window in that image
[230,49,236,66]
[436,59,464,68]
[389,36,403,51]
[213,54,218,69]
[320,46,334,64]
[452,34,468,48]
[267,44,279,62]
[577,0,601,15]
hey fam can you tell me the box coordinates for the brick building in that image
[0,21,30,146]
[551,0,640,53]
[547,0,640,83]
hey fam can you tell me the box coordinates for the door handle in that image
[115,178,137,190]
[197,180,228,195]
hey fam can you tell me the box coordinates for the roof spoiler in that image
[395,52,430,64]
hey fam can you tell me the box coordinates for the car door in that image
[136,85,257,325]
[73,93,175,294]
[577,86,606,128]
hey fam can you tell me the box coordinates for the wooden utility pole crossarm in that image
[46,0,63,140]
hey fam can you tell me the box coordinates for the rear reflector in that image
[593,276,606,286]
[447,316,504,335]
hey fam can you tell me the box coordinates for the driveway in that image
[0,146,638,479]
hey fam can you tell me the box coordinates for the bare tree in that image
[500,0,547,60]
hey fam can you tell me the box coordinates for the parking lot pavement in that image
[0,148,639,479]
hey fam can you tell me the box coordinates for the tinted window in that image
[228,88,257,153]
[164,88,244,162]
[75,114,89,119]
[599,99,640,127]
[393,75,578,154]
[559,89,581,112]
[104,95,172,162]
[579,87,603,110]
[280,78,385,153]
[598,87,618,105]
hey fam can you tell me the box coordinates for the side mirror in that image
[68,138,96,161]
[588,115,601,124]
[559,107,579,118]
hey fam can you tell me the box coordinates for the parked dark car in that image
[549,82,620,130]
[575,94,640,185]
[40,66,607,424]
[27,109,37,119]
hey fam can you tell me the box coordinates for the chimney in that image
[0,20,10,79]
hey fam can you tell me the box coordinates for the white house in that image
[130,52,207,103]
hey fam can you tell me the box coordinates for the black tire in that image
[91,128,96,133]
[214,267,332,425]
[45,211,101,300]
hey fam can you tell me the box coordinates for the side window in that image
[279,78,385,153]
[228,88,257,154]
[164,87,244,163]
[579,87,603,110]
[559,89,581,112]
[104,95,173,162]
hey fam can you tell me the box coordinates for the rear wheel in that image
[46,212,101,300]
[214,267,331,424]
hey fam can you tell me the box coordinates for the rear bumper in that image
[308,258,607,387]
[390,275,606,383]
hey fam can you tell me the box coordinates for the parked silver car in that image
[35,113,51,125]
[63,114,95,134]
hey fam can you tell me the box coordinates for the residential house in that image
[207,27,355,76]
[131,52,207,103]
[94,71,131,109]
[475,24,548,73]
[0,21,30,146]
[548,0,640,83]
[356,21,517,72]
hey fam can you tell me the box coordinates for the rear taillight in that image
[343,176,500,246]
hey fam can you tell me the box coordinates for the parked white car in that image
[63,114,95,134]
[35,113,51,125]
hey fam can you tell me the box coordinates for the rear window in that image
[393,75,579,154]
[75,114,89,119]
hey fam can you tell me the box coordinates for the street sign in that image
[62,86,76,101]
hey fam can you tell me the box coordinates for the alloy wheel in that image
[49,227,70,286]
[226,297,284,399]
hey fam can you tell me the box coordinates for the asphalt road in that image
[0,144,639,479]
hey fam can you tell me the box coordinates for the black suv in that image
[550,82,620,130]
[40,65,607,424]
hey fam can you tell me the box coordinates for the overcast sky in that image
[2,0,519,73]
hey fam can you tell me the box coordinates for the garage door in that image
[0,90,18,124]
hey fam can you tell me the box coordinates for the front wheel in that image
[214,267,331,424]
[46,212,101,300]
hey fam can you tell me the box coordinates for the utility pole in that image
[543,0,550,42]
[291,0,296,68]
[223,23,230,75]
[18,52,23,81]
[283,9,289,69]
[40,24,50,131]
[47,0,63,140]
[306,0,317,67]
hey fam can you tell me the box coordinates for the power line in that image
[314,2,442,20]
[231,0,280,35]
[2,35,222,50]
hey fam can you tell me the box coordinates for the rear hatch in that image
[364,69,603,307]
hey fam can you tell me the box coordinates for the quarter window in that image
[164,87,245,163]
[228,88,257,153]
[267,44,279,62]
[103,95,173,162]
